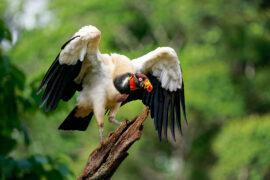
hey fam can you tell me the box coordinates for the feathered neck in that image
[114,73,132,94]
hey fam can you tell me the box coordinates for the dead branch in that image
[78,108,150,180]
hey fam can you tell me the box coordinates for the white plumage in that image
[39,25,186,142]
[131,47,182,91]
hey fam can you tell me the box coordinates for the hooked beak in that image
[143,79,153,92]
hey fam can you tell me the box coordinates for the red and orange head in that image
[114,72,153,94]
[129,73,153,92]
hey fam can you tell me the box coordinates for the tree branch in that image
[78,108,150,180]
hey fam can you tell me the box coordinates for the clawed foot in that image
[115,94,129,102]
[109,116,121,125]
[99,132,107,145]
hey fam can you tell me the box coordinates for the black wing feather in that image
[61,81,82,101]
[122,74,187,141]
[39,36,83,111]
[38,54,60,93]
[44,66,65,110]
[157,85,164,140]
[170,94,176,140]
[58,107,93,131]
[180,81,187,123]
[162,90,170,140]
[175,90,182,134]
[153,83,159,130]
[48,66,71,110]
[41,65,64,108]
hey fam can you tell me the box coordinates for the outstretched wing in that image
[126,47,186,140]
[38,25,101,111]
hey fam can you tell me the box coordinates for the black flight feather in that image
[157,85,164,141]
[61,81,82,101]
[58,107,93,131]
[52,64,79,107]
[41,66,64,109]
[38,35,80,93]
[38,56,60,94]
[170,94,176,140]
[44,61,82,111]
[180,81,187,123]
[39,36,83,111]
[46,66,66,110]
[121,73,187,141]
[163,90,170,140]
[49,66,73,110]
[175,90,182,134]
[153,82,159,130]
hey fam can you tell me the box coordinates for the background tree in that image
[0,18,73,179]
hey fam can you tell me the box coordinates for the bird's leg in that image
[99,124,104,142]
[108,103,121,125]
[109,117,120,125]
[93,103,106,143]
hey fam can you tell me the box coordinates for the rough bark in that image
[78,108,150,180]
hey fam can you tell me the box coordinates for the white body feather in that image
[55,25,184,131]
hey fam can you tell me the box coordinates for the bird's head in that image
[130,73,153,92]
[114,73,153,94]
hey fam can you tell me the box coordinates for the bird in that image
[38,25,186,142]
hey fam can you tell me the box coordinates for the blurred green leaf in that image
[0,18,12,42]
[0,16,73,179]
[212,115,270,179]
[0,135,16,155]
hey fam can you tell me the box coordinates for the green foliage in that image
[0,18,72,179]
[0,19,12,42]
[182,45,244,120]
[0,18,25,155]
[212,115,270,179]
[0,155,73,179]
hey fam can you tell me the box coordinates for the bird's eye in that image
[138,78,142,81]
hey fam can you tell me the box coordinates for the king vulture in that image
[38,25,186,142]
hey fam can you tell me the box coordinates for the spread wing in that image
[38,25,101,111]
[125,47,186,140]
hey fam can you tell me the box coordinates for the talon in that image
[109,116,121,125]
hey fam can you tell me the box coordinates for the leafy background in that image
[0,0,270,179]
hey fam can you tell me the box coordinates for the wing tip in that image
[61,35,80,50]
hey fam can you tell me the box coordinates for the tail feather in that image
[58,107,93,131]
